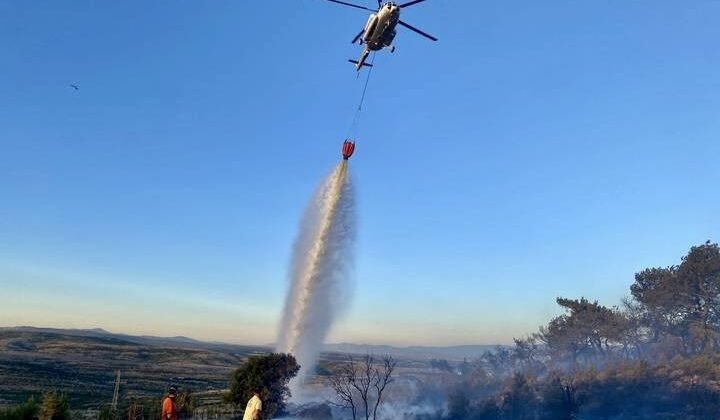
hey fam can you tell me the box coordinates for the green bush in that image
[38,392,70,420]
[0,397,39,420]
[225,353,299,418]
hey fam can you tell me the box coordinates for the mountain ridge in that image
[1,326,502,360]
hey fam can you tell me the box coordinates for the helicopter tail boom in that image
[350,47,372,71]
[348,59,373,69]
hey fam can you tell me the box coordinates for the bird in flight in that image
[69,84,79,90]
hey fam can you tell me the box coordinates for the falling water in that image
[277,160,356,394]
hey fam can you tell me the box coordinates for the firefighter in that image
[161,386,178,420]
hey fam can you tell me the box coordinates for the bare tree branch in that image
[328,354,396,420]
[372,355,396,420]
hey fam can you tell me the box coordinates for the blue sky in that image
[1,1,719,346]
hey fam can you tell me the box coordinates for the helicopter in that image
[327,0,437,71]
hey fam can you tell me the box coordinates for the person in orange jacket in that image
[161,386,178,420]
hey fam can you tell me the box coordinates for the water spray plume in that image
[277,160,356,395]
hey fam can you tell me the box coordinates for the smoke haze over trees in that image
[408,241,720,420]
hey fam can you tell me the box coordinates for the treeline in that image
[416,241,720,420]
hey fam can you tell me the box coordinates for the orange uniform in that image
[161,396,177,420]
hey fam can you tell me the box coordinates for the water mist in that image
[277,160,356,394]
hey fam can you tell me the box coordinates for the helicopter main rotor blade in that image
[326,0,374,11]
[398,0,428,8]
[398,20,437,41]
[351,29,365,44]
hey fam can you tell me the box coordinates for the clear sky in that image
[1,1,719,346]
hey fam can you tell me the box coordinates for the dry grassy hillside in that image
[0,328,269,408]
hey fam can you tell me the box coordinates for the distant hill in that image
[5,327,502,361]
[0,327,269,408]
[0,326,502,408]
[323,343,501,361]
[5,326,237,350]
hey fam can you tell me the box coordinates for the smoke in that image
[277,160,356,394]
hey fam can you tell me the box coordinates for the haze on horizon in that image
[1,1,719,347]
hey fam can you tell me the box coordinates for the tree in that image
[619,297,647,359]
[472,398,502,420]
[630,266,686,352]
[539,297,629,368]
[499,373,537,420]
[38,392,70,420]
[676,241,720,353]
[328,354,396,420]
[512,336,543,377]
[446,388,469,420]
[478,347,514,379]
[539,375,577,420]
[225,353,300,419]
[630,241,720,356]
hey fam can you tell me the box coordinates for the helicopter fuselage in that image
[335,0,436,71]
[362,2,400,51]
[352,2,400,70]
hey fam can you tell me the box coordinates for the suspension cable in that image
[346,53,376,139]
[357,53,375,112]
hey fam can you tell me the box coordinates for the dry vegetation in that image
[0,329,268,409]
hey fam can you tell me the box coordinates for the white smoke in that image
[277,161,356,395]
